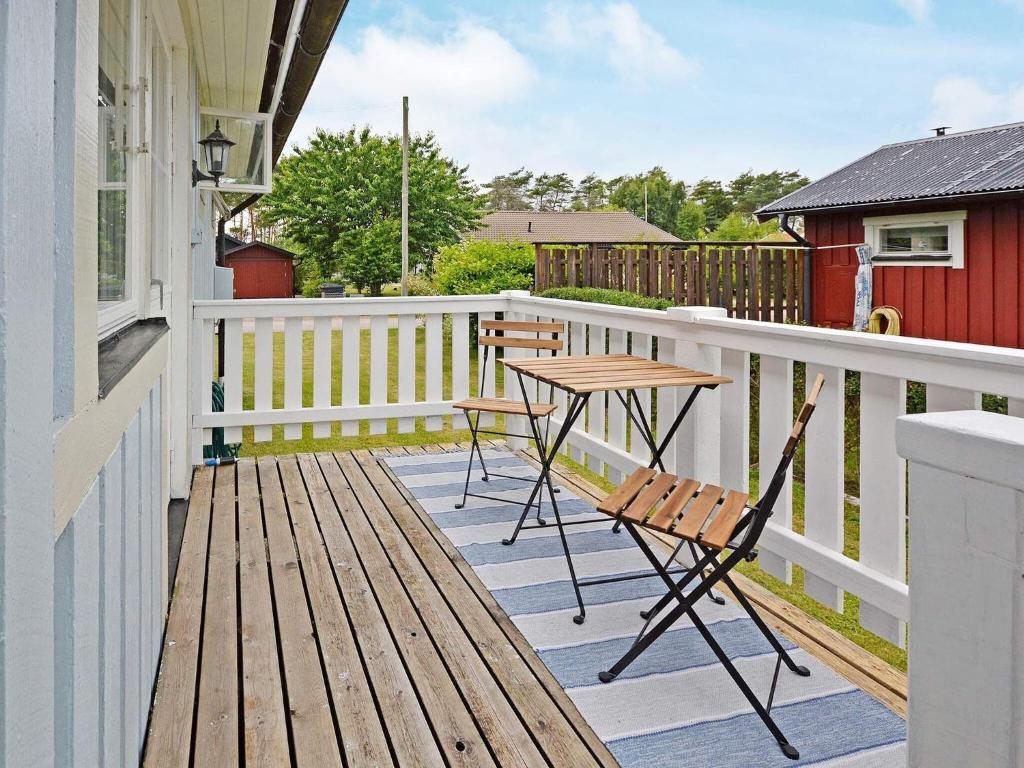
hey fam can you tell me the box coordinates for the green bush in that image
[434,239,534,295]
[538,286,673,311]
[406,274,439,296]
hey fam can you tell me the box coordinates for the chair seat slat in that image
[646,478,700,532]
[619,474,678,524]
[453,397,557,417]
[699,491,750,550]
[671,483,724,540]
[596,468,656,515]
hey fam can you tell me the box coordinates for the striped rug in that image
[384,448,907,767]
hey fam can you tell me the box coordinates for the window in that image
[864,210,966,268]
[98,0,134,334]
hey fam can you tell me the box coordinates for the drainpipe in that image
[779,213,813,324]
[216,194,263,376]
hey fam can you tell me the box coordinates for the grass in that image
[234,332,906,672]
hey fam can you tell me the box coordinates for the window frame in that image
[864,209,967,269]
[97,0,141,339]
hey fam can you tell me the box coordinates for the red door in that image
[806,213,862,328]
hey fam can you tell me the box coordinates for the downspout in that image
[779,213,813,324]
[216,194,263,376]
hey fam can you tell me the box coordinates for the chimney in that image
[932,126,951,137]
[527,220,532,233]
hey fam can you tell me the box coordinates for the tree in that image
[433,239,534,295]
[709,211,780,241]
[262,127,480,295]
[572,173,608,210]
[607,167,687,236]
[674,200,706,240]
[729,169,808,216]
[480,167,533,210]
[691,178,733,232]
[528,172,574,210]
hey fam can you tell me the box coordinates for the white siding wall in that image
[53,378,166,767]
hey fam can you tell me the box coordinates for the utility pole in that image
[401,96,409,296]
[643,181,649,222]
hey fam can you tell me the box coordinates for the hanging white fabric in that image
[852,244,873,331]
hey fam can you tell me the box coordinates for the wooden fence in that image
[534,241,808,324]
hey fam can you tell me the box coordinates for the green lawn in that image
[234,331,906,672]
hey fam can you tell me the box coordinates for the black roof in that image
[757,122,1024,218]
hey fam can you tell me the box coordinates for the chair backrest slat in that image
[477,320,565,352]
[478,336,562,351]
[480,320,563,334]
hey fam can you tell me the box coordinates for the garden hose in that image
[203,380,241,460]
[868,306,902,335]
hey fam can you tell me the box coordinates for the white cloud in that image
[285,21,541,180]
[928,76,1024,132]
[542,2,697,84]
[896,0,930,23]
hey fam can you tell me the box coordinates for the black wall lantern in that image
[192,119,236,187]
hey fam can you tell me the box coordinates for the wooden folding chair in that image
[452,320,564,511]
[594,373,826,761]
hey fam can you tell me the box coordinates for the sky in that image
[289,0,1024,187]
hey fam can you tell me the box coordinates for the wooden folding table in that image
[498,353,731,624]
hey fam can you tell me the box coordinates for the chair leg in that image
[713,566,810,677]
[600,526,801,760]
[455,411,481,510]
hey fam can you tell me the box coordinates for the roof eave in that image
[757,187,1024,220]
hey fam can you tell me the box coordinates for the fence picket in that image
[757,355,793,583]
[476,312,496,428]
[223,318,243,444]
[340,315,360,436]
[802,363,845,611]
[859,373,907,646]
[586,324,606,475]
[397,314,416,433]
[253,317,273,442]
[368,315,388,435]
[312,316,332,438]
[283,316,303,440]
[421,313,442,431]
[719,348,749,492]
[630,333,653,464]
[606,328,628,483]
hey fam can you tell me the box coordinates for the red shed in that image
[223,240,296,299]
[757,122,1024,348]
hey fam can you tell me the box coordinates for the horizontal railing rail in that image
[192,289,1024,651]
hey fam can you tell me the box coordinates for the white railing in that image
[191,289,1024,648]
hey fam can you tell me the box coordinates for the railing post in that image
[896,411,1024,768]
[667,307,725,482]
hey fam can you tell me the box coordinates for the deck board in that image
[143,451,614,768]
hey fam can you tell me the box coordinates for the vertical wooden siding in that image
[52,378,166,767]
[806,199,1024,348]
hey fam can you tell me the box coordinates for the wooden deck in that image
[143,448,618,768]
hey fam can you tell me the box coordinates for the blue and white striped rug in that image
[384,447,907,767]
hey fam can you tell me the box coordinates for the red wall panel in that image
[806,198,1024,349]
[224,246,295,299]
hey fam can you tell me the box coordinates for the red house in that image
[757,122,1024,348]
[223,240,296,299]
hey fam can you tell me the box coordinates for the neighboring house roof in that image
[224,240,297,261]
[757,121,1024,218]
[222,233,246,250]
[470,211,682,243]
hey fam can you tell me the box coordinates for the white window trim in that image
[864,209,966,269]
[196,106,273,194]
